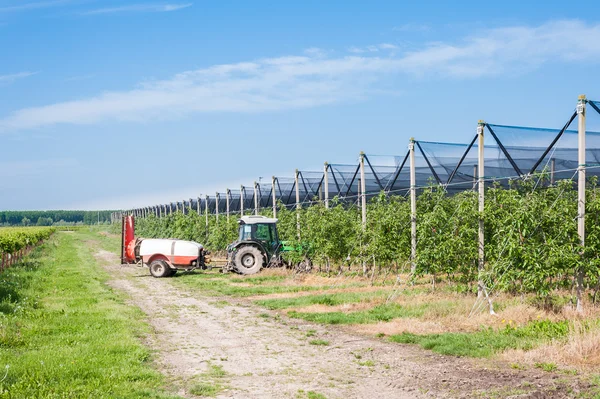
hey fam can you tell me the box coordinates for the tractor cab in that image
[237,216,280,255]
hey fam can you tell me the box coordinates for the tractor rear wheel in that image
[234,246,264,275]
[149,259,171,278]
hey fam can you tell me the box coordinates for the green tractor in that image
[224,215,312,275]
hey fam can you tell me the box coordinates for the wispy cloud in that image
[348,43,399,54]
[82,3,192,15]
[0,71,38,84]
[2,20,600,132]
[0,0,76,13]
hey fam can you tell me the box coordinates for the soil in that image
[93,247,591,399]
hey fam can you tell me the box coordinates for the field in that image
[1,228,600,398]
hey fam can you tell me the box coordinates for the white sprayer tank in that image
[139,238,204,266]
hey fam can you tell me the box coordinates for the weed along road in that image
[81,232,589,399]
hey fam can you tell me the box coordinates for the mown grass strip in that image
[255,290,389,310]
[0,231,179,398]
[288,303,426,324]
[172,272,362,297]
[388,320,573,358]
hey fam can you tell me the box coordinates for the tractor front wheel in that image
[234,246,264,275]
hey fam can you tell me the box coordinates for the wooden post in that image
[182,200,186,215]
[409,138,417,274]
[576,95,587,313]
[360,152,367,229]
[205,195,209,228]
[215,193,220,223]
[550,158,556,185]
[477,120,494,314]
[254,182,259,215]
[295,169,301,239]
[240,185,245,216]
[324,162,329,209]
[477,121,485,300]
[197,197,201,215]
[226,189,231,222]
[272,177,277,218]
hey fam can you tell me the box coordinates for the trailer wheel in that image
[234,246,264,275]
[149,259,170,278]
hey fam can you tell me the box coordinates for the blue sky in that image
[1,0,600,210]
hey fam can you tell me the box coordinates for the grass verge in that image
[388,320,572,358]
[0,231,179,398]
[288,303,426,324]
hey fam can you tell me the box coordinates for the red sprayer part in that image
[121,215,136,263]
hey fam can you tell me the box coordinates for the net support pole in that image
[271,177,277,218]
[226,189,231,222]
[473,164,478,190]
[477,122,485,300]
[254,182,259,215]
[324,162,329,209]
[182,200,186,215]
[577,94,587,313]
[295,169,301,239]
[477,121,495,314]
[240,185,245,216]
[409,138,417,275]
[550,158,556,185]
[197,197,201,215]
[215,193,220,223]
[205,195,209,228]
[360,152,367,230]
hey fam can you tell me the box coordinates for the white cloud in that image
[82,3,192,15]
[2,20,600,132]
[0,71,38,83]
[0,0,74,13]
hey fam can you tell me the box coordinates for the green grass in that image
[172,271,358,297]
[288,303,426,325]
[388,320,572,358]
[0,231,179,398]
[308,339,330,346]
[189,383,222,397]
[254,290,388,310]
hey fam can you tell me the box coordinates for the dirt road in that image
[94,247,585,399]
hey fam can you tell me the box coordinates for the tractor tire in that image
[295,257,313,273]
[149,259,171,278]
[234,246,264,275]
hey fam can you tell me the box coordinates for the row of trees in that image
[0,211,114,226]
[133,179,600,302]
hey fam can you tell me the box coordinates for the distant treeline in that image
[0,211,115,226]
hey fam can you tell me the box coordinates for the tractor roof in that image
[239,215,278,225]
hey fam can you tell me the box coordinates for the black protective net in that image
[131,103,600,215]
